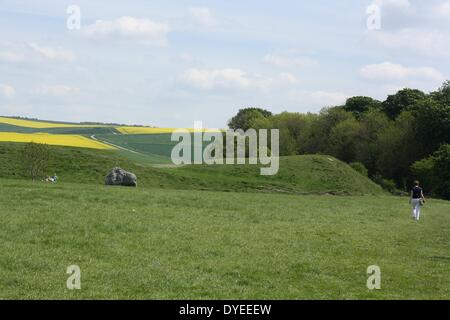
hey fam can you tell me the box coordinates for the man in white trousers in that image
[410,180,425,221]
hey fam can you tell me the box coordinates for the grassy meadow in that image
[0,179,449,299]
[0,116,449,300]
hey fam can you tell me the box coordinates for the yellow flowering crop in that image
[0,132,116,150]
[0,117,109,129]
[0,116,222,135]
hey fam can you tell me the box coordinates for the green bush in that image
[372,174,397,193]
[21,142,51,181]
[411,144,450,200]
[349,162,368,177]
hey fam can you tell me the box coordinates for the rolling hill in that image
[0,116,220,164]
[0,142,383,195]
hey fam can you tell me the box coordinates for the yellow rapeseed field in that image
[117,126,223,134]
[0,116,222,135]
[0,133,116,150]
[0,117,109,129]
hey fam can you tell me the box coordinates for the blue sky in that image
[0,0,449,127]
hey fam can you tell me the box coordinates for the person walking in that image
[410,180,425,221]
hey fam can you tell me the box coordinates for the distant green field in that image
[94,133,202,162]
[94,133,175,159]
[0,179,449,299]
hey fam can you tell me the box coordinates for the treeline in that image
[228,81,450,199]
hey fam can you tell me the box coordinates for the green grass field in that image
[0,141,449,299]
[94,133,177,159]
[0,179,449,299]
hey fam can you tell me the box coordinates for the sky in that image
[0,0,449,128]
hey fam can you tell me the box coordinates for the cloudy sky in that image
[0,0,449,128]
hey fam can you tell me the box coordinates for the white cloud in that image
[373,0,410,8]
[0,84,16,98]
[368,29,450,57]
[0,43,74,63]
[277,73,297,84]
[0,51,25,62]
[189,8,217,28]
[436,1,450,17]
[172,53,196,64]
[365,2,450,57]
[83,16,170,46]
[309,91,349,106]
[263,54,318,68]
[181,68,250,90]
[28,43,75,61]
[34,85,80,96]
[379,84,409,96]
[180,68,296,90]
[360,62,445,82]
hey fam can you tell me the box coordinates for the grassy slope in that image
[0,142,383,195]
[0,179,449,299]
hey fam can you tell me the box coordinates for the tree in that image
[431,80,450,105]
[411,144,450,200]
[306,107,354,154]
[375,111,416,187]
[355,109,391,174]
[411,98,450,156]
[228,107,273,131]
[327,117,362,163]
[22,142,50,181]
[253,112,318,155]
[429,144,450,199]
[381,88,426,119]
[344,96,381,118]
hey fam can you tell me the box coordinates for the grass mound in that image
[0,142,383,195]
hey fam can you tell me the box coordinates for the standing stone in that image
[105,167,137,187]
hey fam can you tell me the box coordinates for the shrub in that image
[372,174,397,193]
[411,144,450,200]
[22,142,50,181]
[349,162,368,177]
